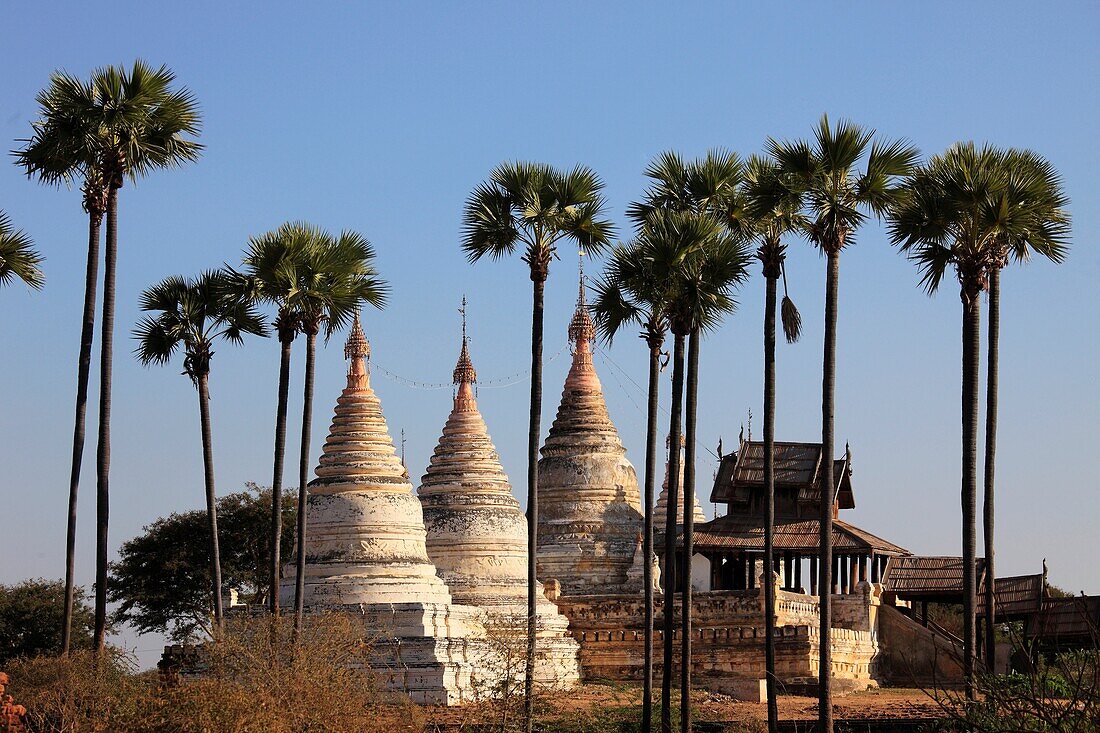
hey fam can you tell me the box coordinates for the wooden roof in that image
[1026,596,1100,642]
[710,440,854,509]
[882,555,987,597]
[689,514,908,555]
[976,573,1045,618]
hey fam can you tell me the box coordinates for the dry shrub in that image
[157,612,426,733]
[5,650,145,733]
[7,615,428,733]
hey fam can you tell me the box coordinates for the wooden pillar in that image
[858,554,868,583]
[831,554,840,594]
[870,552,880,583]
[841,554,850,594]
[747,554,755,590]
[810,556,818,596]
[783,553,793,590]
[794,555,803,592]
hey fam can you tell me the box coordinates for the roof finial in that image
[568,250,596,345]
[459,294,468,344]
[452,297,477,403]
[717,436,724,459]
[747,408,753,441]
[344,311,370,388]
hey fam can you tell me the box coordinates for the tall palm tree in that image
[133,271,267,629]
[979,150,1069,667]
[288,228,387,633]
[623,210,748,733]
[888,142,1027,694]
[18,61,202,652]
[0,212,44,291]
[16,71,111,655]
[462,162,613,731]
[742,156,805,733]
[234,222,313,616]
[592,242,673,733]
[630,150,751,733]
[769,116,916,727]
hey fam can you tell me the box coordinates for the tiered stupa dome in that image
[537,276,644,595]
[655,436,707,528]
[289,315,454,606]
[419,310,579,686]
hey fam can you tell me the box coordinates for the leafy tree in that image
[770,115,916,729]
[16,60,202,654]
[0,212,43,290]
[0,580,94,664]
[133,271,267,628]
[108,485,296,641]
[462,161,613,730]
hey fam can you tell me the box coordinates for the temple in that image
[535,276,646,594]
[213,289,1076,707]
[418,305,580,687]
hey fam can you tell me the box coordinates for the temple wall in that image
[555,586,880,700]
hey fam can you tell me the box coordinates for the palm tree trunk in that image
[679,329,700,733]
[524,275,545,733]
[197,371,224,629]
[983,267,1000,671]
[818,249,840,732]
[642,337,662,733]
[962,290,981,697]
[294,330,317,633]
[269,335,293,615]
[661,332,685,733]
[763,273,779,733]
[93,186,119,654]
[61,211,102,655]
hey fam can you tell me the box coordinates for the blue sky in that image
[2,2,1097,664]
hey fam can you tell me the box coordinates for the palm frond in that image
[0,212,45,290]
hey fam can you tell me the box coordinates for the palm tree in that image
[17,61,202,652]
[233,222,311,616]
[979,150,1069,668]
[629,151,751,733]
[0,212,44,291]
[15,71,111,655]
[769,116,916,727]
[742,156,805,733]
[133,271,267,630]
[888,141,1021,694]
[592,242,673,733]
[288,228,387,633]
[462,162,613,731]
[621,210,748,733]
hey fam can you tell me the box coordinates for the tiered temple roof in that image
[536,277,644,595]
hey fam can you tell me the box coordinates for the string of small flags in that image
[369,343,569,391]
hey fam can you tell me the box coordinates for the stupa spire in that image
[344,311,370,389]
[536,249,644,594]
[452,296,477,411]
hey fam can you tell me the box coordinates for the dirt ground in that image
[423,683,948,729]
